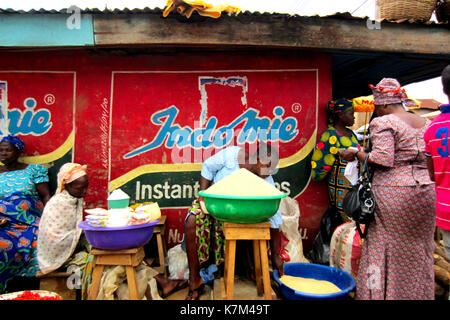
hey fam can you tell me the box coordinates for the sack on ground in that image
[116,265,161,300]
[329,221,364,278]
[279,196,308,263]
[167,243,189,280]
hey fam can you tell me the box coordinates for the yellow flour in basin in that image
[279,275,341,294]
[202,168,284,197]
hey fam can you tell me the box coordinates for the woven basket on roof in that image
[435,0,450,22]
[376,0,437,21]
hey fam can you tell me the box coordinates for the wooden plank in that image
[88,264,104,300]
[92,13,450,55]
[225,239,236,300]
[96,254,133,266]
[224,227,270,240]
[223,222,271,239]
[126,266,140,300]
[253,240,263,296]
[37,271,72,278]
[224,222,271,229]
[39,277,76,300]
[91,248,139,255]
[259,240,272,300]
[132,247,146,266]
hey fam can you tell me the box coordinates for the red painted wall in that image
[0,50,331,252]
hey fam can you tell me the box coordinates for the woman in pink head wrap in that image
[37,163,89,275]
[56,163,89,195]
[340,78,436,300]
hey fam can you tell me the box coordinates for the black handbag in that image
[342,153,376,239]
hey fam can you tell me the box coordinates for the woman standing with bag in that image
[340,78,436,300]
[311,98,361,222]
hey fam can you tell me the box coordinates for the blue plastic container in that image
[274,263,356,300]
[78,220,159,251]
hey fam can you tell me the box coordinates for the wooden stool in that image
[88,247,146,300]
[221,221,272,300]
[144,216,167,276]
[154,215,167,276]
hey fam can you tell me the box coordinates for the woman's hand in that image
[339,148,358,162]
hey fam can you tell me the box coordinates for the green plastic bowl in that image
[198,191,286,223]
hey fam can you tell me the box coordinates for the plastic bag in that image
[278,197,308,263]
[116,265,161,300]
[96,265,126,300]
[306,207,343,265]
[96,265,162,300]
[167,243,189,280]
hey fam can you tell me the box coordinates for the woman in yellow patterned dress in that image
[311,99,361,221]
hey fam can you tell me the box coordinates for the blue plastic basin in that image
[274,263,356,300]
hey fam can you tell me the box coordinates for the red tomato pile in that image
[5,290,61,300]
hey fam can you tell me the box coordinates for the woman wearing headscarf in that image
[340,78,436,300]
[311,99,361,222]
[37,163,89,275]
[0,134,51,293]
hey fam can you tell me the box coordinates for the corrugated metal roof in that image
[0,7,445,25]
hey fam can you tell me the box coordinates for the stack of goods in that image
[202,168,284,197]
[434,240,450,300]
[130,202,161,226]
[84,202,161,228]
[85,208,109,227]
[107,208,133,227]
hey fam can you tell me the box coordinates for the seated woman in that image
[311,98,361,222]
[184,143,283,300]
[37,163,89,275]
[0,135,51,293]
[155,143,284,300]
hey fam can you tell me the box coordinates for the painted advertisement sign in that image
[0,71,74,192]
[0,51,331,251]
[110,70,317,206]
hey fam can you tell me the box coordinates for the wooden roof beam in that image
[93,13,450,55]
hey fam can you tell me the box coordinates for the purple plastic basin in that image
[78,220,160,251]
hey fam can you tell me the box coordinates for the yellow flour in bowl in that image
[279,275,341,294]
[202,168,284,197]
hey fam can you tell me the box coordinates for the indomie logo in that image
[0,81,53,136]
[7,98,53,136]
[124,105,299,159]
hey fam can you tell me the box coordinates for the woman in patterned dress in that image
[37,163,88,275]
[340,78,436,300]
[311,98,361,222]
[0,135,51,293]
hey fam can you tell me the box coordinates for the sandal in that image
[159,279,189,299]
[185,283,205,300]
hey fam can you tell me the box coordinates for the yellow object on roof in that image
[163,0,241,18]
[352,95,421,112]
